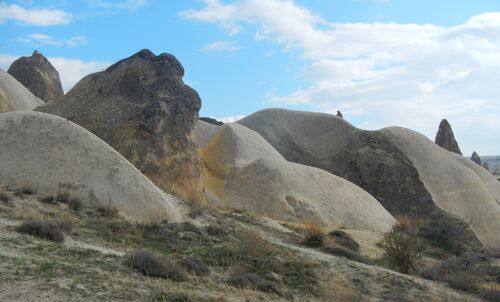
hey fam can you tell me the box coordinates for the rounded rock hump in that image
[0,69,45,112]
[0,111,182,223]
[7,50,64,103]
[200,123,396,233]
[37,49,203,202]
[239,108,500,250]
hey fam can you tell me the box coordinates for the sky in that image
[1,0,500,155]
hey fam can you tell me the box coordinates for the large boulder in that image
[239,109,500,250]
[7,50,64,103]
[435,119,462,155]
[0,111,182,223]
[200,123,395,233]
[0,69,44,112]
[37,49,204,202]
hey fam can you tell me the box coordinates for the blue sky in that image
[1,0,500,154]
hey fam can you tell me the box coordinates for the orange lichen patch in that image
[0,90,13,113]
[146,156,204,203]
[201,163,225,203]
[199,132,231,179]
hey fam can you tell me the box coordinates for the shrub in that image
[227,273,281,295]
[329,229,360,252]
[302,221,325,247]
[381,219,424,274]
[206,223,225,237]
[57,192,81,211]
[16,220,64,242]
[126,251,187,281]
[39,195,56,204]
[14,185,35,196]
[323,246,372,265]
[56,219,74,234]
[188,199,206,218]
[180,256,210,276]
[234,230,276,259]
[96,205,119,218]
[445,272,480,292]
[479,288,500,302]
[420,252,496,294]
[0,192,11,203]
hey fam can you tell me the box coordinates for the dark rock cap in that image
[435,119,462,155]
[471,151,481,165]
[7,50,64,103]
[200,117,224,126]
[37,49,204,202]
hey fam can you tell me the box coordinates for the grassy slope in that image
[0,189,484,302]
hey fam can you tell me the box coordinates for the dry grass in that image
[234,230,276,259]
[96,205,120,218]
[301,221,325,247]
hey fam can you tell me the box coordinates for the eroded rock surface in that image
[0,69,44,112]
[239,109,500,250]
[200,123,396,232]
[8,50,64,103]
[0,111,182,223]
[37,49,204,201]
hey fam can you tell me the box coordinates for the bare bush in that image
[126,251,187,281]
[16,220,64,242]
[381,217,424,274]
[180,256,210,276]
[227,273,281,295]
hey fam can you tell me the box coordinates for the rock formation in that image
[37,49,204,202]
[435,119,462,155]
[200,117,224,126]
[200,123,396,232]
[0,111,182,223]
[239,109,500,250]
[471,151,481,166]
[7,50,64,103]
[0,69,45,112]
[337,110,343,118]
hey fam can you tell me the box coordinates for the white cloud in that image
[92,0,147,10]
[18,34,88,47]
[0,3,72,26]
[183,0,500,154]
[217,115,245,123]
[202,40,241,53]
[0,54,109,92]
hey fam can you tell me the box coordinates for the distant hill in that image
[482,155,500,174]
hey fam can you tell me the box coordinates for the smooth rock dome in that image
[0,111,182,223]
[239,108,500,250]
[200,123,396,233]
[0,69,45,112]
